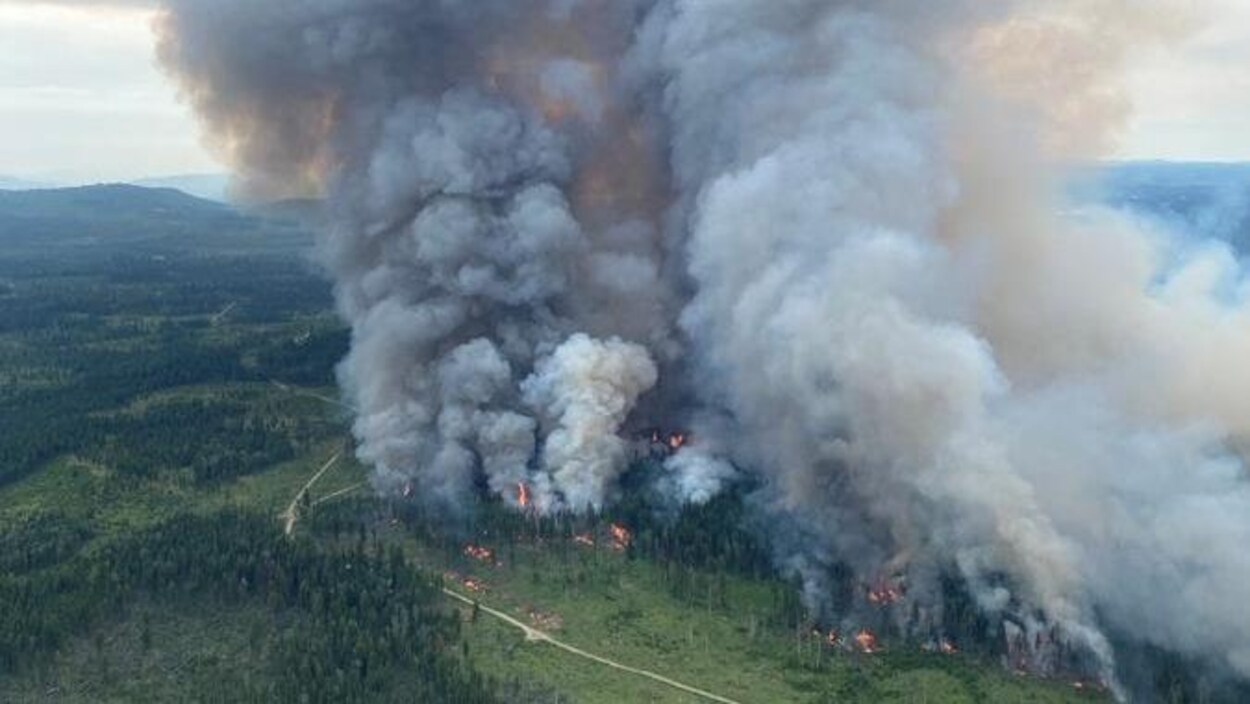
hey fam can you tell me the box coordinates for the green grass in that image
[402,532,1104,704]
[209,437,366,517]
[463,611,703,703]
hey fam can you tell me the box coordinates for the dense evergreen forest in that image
[0,189,499,701]
[1,510,496,703]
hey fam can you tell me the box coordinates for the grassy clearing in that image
[412,534,1103,704]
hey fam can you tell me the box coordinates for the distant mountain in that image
[0,183,312,257]
[241,197,327,227]
[0,176,56,191]
[130,173,231,202]
[0,183,234,221]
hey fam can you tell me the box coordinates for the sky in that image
[0,1,216,183]
[0,1,1248,184]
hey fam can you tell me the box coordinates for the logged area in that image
[0,186,1115,703]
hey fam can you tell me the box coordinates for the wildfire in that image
[517,481,532,510]
[463,544,495,563]
[940,639,959,655]
[610,523,633,551]
[444,571,488,594]
[402,482,414,499]
[866,578,905,607]
[573,533,596,547]
[641,429,692,455]
[826,630,842,647]
[854,629,881,654]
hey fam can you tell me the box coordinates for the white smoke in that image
[155,0,1250,691]
[523,333,658,511]
[662,445,737,506]
[636,0,1250,685]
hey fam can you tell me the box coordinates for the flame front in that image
[854,629,880,654]
[464,544,495,563]
[866,577,905,607]
[610,523,633,551]
[517,481,532,510]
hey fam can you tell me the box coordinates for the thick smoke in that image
[157,0,672,513]
[523,333,657,511]
[157,0,1250,692]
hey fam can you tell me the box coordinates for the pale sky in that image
[0,1,217,183]
[0,1,1248,184]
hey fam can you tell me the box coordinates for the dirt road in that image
[282,452,340,536]
[442,587,744,704]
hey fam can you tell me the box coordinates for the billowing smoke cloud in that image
[157,0,671,514]
[156,0,1250,692]
[524,333,657,511]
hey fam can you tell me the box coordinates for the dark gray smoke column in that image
[157,0,675,512]
[158,0,1250,692]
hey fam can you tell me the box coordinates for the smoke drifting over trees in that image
[155,0,1250,692]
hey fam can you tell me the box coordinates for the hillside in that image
[0,193,1117,704]
[131,174,231,202]
[0,184,313,258]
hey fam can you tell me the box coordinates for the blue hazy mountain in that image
[131,173,231,202]
[0,184,311,257]
[1072,161,1250,250]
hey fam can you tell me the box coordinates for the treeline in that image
[0,509,499,703]
[0,509,94,576]
[85,398,306,483]
[0,320,347,488]
[0,254,331,335]
[314,481,805,631]
[0,333,259,486]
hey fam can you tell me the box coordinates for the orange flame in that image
[445,571,488,594]
[574,533,595,547]
[517,481,532,510]
[866,578,905,606]
[609,523,633,551]
[854,629,880,654]
[464,544,495,563]
[668,432,688,451]
[940,639,959,655]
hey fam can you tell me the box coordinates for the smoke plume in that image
[156,0,1250,692]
